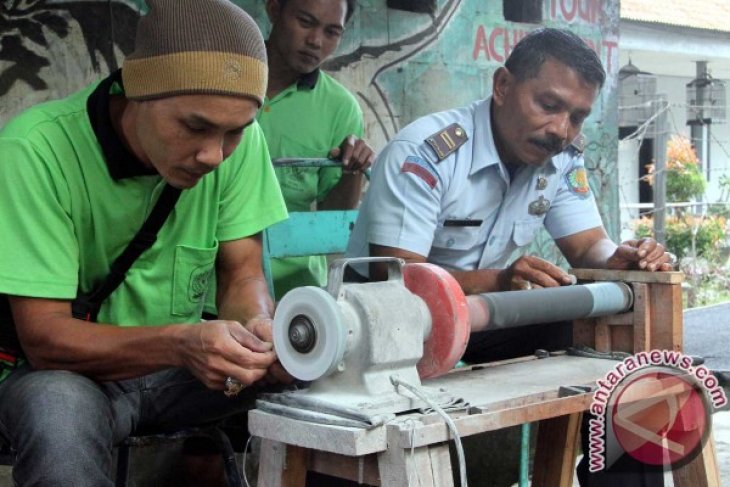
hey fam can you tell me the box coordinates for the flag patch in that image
[401,156,437,189]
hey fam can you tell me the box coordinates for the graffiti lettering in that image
[472,26,528,62]
[473,25,617,73]
[549,0,605,25]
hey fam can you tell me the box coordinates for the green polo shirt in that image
[257,70,363,299]
[0,72,287,382]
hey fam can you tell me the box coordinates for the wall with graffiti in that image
[0,0,620,257]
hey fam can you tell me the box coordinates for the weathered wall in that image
[0,0,620,257]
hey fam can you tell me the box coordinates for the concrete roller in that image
[467,282,634,332]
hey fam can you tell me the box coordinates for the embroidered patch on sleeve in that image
[401,155,438,189]
[565,166,591,197]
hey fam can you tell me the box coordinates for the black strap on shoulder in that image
[72,184,182,321]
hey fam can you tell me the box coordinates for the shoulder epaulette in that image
[570,133,587,154]
[425,123,468,162]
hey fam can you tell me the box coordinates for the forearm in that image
[319,172,364,210]
[570,238,618,269]
[216,274,273,322]
[449,268,504,295]
[16,310,189,381]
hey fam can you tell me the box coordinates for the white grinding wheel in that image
[273,286,347,381]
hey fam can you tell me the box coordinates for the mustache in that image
[530,136,564,154]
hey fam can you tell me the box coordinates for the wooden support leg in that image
[532,413,582,487]
[672,434,722,487]
[257,439,307,487]
[377,442,453,487]
[377,425,454,487]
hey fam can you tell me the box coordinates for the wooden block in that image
[532,413,582,487]
[257,439,307,487]
[427,444,454,487]
[594,323,611,352]
[632,283,651,353]
[672,434,722,487]
[572,318,596,348]
[648,283,683,351]
[570,268,684,284]
[377,425,454,486]
[610,325,634,353]
[309,451,381,485]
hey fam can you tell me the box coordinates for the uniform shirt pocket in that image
[171,242,219,318]
[511,219,544,248]
[429,226,483,268]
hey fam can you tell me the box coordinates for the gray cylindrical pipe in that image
[472,282,633,330]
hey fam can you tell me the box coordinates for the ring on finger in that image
[224,376,245,397]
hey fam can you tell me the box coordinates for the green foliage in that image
[634,214,726,260]
[666,163,706,202]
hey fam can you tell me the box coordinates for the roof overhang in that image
[620,20,730,79]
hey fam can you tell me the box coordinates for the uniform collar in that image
[471,96,559,176]
[86,69,158,180]
[297,69,320,90]
[470,98,500,176]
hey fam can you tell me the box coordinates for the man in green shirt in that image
[261,0,375,299]
[0,1,290,485]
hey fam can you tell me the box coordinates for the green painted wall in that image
[0,0,619,257]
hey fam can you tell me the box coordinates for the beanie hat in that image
[122,0,267,105]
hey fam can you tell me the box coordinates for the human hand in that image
[497,255,576,291]
[245,316,294,384]
[606,238,675,272]
[329,135,375,172]
[182,320,277,391]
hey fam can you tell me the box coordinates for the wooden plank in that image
[377,425,445,487]
[428,444,455,487]
[257,439,307,487]
[632,283,651,353]
[672,435,722,487]
[282,445,308,487]
[394,393,593,448]
[248,409,387,456]
[594,323,611,352]
[425,356,614,408]
[309,451,381,485]
[572,318,596,348]
[648,283,683,351]
[570,268,684,284]
[610,325,634,353]
[532,413,582,487]
[596,312,634,326]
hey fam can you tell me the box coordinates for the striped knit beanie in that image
[122,0,267,106]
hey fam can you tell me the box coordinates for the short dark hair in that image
[279,0,357,23]
[505,28,606,89]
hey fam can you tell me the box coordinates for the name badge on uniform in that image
[528,195,551,215]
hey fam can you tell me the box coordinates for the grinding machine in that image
[257,258,634,427]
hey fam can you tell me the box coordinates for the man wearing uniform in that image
[0,1,290,485]
[346,28,670,485]
[261,0,375,299]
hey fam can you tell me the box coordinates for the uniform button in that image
[446,238,455,248]
[489,236,496,245]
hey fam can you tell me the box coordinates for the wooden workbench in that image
[250,270,721,486]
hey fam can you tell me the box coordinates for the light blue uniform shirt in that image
[346,98,603,274]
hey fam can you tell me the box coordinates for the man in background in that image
[262,0,375,299]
